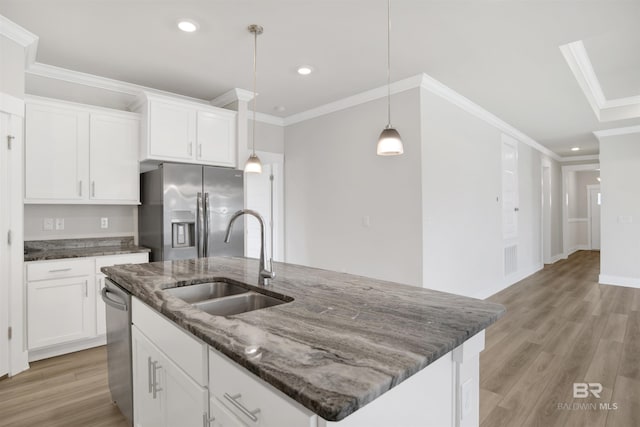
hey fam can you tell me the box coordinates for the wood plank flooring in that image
[0,346,127,427]
[481,250,640,427]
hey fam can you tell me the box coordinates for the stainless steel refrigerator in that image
[139,163,244,261]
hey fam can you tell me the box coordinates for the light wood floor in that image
[481,250,640,427]
[0,346,128,427]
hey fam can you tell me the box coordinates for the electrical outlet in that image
[55,218,64,230]
[362,216,371,227]
[101,217,109,229]
[43,218,54,231]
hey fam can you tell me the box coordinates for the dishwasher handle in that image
[101,287,128,311]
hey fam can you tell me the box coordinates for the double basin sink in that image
[165,279,291,316]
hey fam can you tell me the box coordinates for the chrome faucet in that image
[224,209,275,286]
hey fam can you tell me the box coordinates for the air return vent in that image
[504,245,518,276]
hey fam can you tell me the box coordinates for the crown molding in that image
[418,73,562,161]
[283,74,423,126]
[559,154,599,162]
[561,40,640,122]
[253,112,285,126]
[593,125,640,139]
[0,14,39,67]
[210,88,254,107]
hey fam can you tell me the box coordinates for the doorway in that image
[588,185,601,250]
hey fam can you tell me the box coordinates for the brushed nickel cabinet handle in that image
[202,413,215,427]
[198,143,202,158]
[152,361,162,398]
[223,393,260,422]
[147,357,153,394]
[91,181,96,197]
[48,268,72,273]
[79,181,82,197]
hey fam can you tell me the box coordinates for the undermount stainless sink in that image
[166,280,249,303]
[194,292,286,316]
[165,279,290,316]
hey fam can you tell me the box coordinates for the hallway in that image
[480,251,640,426]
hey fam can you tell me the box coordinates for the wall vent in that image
[504,245,518,276]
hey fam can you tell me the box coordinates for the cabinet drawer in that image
[132,297,208,386]
[27,258,94,281]
[209,349,316,427]
[95,253,148,273]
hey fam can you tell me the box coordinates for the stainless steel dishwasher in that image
[102,279,133,427]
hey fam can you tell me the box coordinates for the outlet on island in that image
[55,218,64,230]
[101,217,109,229]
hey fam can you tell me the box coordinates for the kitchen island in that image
[102,257,504,427]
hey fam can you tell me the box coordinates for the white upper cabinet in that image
[25,102,89,201]
[196,110,235,167]
[24,96,141,205]
[136,93,237,168]
[148,100,195,161]
[89,113,140,202]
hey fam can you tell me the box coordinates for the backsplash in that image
[24,204,137,241]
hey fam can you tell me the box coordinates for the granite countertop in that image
[24,236,150,262]
[102,257,505,422]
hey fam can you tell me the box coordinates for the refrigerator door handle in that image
[197,192,204,258]
[204,193,210,257]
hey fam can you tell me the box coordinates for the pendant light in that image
[245,24,263,173]
[377,0,404,156]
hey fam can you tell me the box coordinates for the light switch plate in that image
[55,218,64,230]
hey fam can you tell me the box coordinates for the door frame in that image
[587,184,601,250]
[561,163,599,259]
[540,159,552,264]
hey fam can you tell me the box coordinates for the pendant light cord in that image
[387,0,391,127]
[252,29,258,156]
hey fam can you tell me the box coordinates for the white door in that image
[89,114,140,202]
[27,276,94,349]
[245,153,284,262]
[0,113,9,377]
[149,100,195,161]
[502,136,519,240]
[25,102,89,200]
[196,110,236,167]
[588,186,601,250]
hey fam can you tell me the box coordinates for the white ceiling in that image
[1,0,639,157]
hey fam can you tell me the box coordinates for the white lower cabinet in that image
[26,253,148,360]
[132,321,208,427]
[209,350,317,427]
[27,275,94,349]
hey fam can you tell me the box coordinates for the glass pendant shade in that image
[377,126,404,156]
[244,153,263,173]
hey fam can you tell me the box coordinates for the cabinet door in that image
[96,274,107,336]
[90,113,140,203]
[148,100,195,161]
[25,102,89,201]
[27,275,94,349]
[196,110,236,167]
[132,327,164,427]
[163,350,209,427]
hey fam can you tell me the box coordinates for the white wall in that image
[248,119,284,154]
[420,88,558,298]
[599,131,640,287]
[24,205,137,240]
[0,34,25,98]
[284,89,423,286]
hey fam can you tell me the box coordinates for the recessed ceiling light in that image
[177,19,199,33]
[274,106,286,112]
[297,65,313,76]
[571,147,580,151]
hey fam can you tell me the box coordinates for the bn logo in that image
[573,383,603,398]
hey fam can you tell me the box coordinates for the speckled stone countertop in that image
[102,257,505,421]
[24,236,150,262]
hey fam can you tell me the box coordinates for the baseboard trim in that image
[474,264,544,300]
[545,253,564,264]
[28,335,106,362]
[599,274,640,289]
